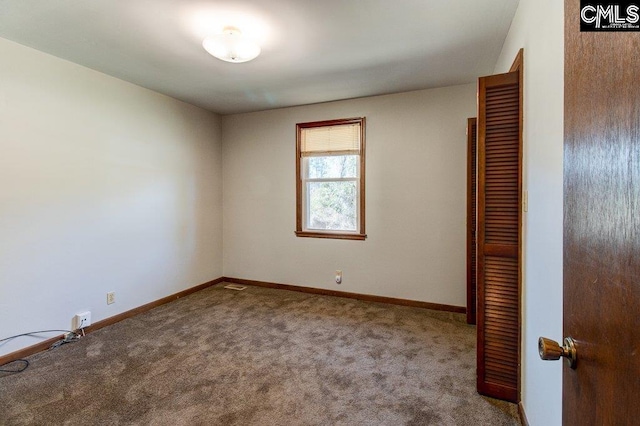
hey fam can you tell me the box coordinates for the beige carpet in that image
[0,283,519,425]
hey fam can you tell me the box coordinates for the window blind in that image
[300,123,361,155]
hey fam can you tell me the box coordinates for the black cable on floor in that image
[0,330,81,374]
[0,359,29,373]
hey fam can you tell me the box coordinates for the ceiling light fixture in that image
[202,26,261,63]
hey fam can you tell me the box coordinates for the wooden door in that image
[476,71,521,403]
[466,117,478,325]
[563,0,640,423]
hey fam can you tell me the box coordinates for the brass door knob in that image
[538,336,577,369]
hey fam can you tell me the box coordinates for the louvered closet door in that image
[476,71,521,403]
[467,117,478,325]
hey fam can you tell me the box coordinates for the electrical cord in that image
[0,329,83,374]
[0,359,29,373]
[0,330,75,343]
[50,331,81,349]
[78,318,88,334]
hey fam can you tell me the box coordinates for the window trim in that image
[295,117,366,241]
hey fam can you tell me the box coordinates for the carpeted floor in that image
[0,283,520,425]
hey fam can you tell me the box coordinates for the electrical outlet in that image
[335,270,343,284]
[73,311,91,330]
[107,292,115,305]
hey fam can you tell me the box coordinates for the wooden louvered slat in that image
[485,107,519,248]
[485,277,518,287]
[483,255,519,390]
[485,354,519,366]
[467,117,478,325]
[486,368,518,379]
[485,96,518,104]
[486,133,520,139]
[486,152,518,158]
[486,153,518,158]
[477,67,521,403]
[486,348,518,359]
[484,332,518,343]
[485,350,518,361]
[486,368,518,382]
[485,325,518,337]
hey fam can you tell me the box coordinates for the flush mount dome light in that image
[202,26,261,63]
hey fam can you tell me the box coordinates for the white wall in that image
[493,1,564,424]
[0,38,223,356]
[222,85,476,306]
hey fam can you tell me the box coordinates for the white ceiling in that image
[0,0,518,115]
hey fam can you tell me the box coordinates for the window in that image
[296,117,366,240]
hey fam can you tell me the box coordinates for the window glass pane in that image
[307,155,358,179]
[307,181,357,231]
